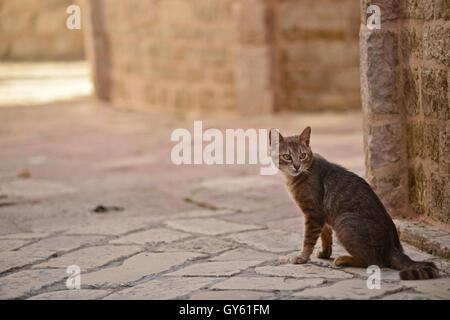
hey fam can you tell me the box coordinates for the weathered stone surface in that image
[266,217,303,232]
[360,29,399,115]
[34,245,142,271]
[402,67,420,116]
[421,68,448,120]
[165,218,261,235]
[381,290,441,300]
[199,176,280,193]
[224,229,301,253]
[256,265,353,280]
[0,235,106,273]
[0,251,45,274]
[167,261,261,277]
[172,209,236,219]
[82,252,204,287]
[368,123,403,168]
[21,235,106,259]
[395,219,450,259]
[190,290,268,300]
[29,289,110,300]
[401,278,450,299]
[343,267,400,281]
[69,217,159,235]
[423,24,449,66]
[110,228,190,245]
[0,179,77,199]
[293,279,402,299]
[105,277,217,300]
[372,174,406,210]
[94,155,156,170]
[0,269,66,299]
[212,276,324,291]
[158,237,236,254]
[223,205,299,225]
[0,239,29,252]
[212,248,277,262]
[0,232,49,240]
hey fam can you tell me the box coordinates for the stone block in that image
[105,277,217,300]
[421,68,448,120]
[360,29,399,114]
[400,27,423,61]
[408,165,428,215]
[293,279,402,299]
[372,174,406,210]
[368,123,403,169]
[167,260,261,277]
[212,276,324,291]
[402,67,420,116]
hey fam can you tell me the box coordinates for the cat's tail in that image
[390,250,439,280]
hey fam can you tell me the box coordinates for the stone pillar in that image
[82,0,110,101]
[360,0,409,217]
[234,0,277,114]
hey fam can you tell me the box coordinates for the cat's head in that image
[269,127,313,177]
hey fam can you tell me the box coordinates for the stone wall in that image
[84,0,361,114]
[360,0,449,225]
[0,0,84,61]
[275,0,361,111]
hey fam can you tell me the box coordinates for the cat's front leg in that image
[291,214,325,264]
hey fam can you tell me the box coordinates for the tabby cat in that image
[270,126,439,280]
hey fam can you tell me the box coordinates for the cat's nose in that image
[293,164,300,172]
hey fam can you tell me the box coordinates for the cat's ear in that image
[299,126,311,146]
[269,128,284,146]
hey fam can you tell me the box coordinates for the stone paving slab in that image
[33,245,142,271]
[0,179,77,200]
[165,218,262,236]
[0,232,49,240]
[19,235,106,260]
[381,290,442,300]
[211,248,278,262]
[189,290,269,300]
[68,217,160,236]
[82,252,205,287]
[400,278,450,300]
[157,237,237,254]
[292,279,403,300]
[212,276,325,291]
[109,228,190,245]
[222,205,300,225]
[255,265,353,280]
[0,268,66,299]
[28,289,109,300]
[104,277,218,300]
[224,229,301,253]
[0,239,30,252]
[167,261,262,277]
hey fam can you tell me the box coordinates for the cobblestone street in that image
[0,100,449,300]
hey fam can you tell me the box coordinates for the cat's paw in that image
[317,249,332,259]
[291,255,308,264]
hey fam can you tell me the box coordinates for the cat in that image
[270,126,439,280]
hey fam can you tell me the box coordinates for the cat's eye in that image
[282,154,291,160]
[299,153,307,160]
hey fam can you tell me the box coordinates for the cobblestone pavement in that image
[0,100,448,300]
